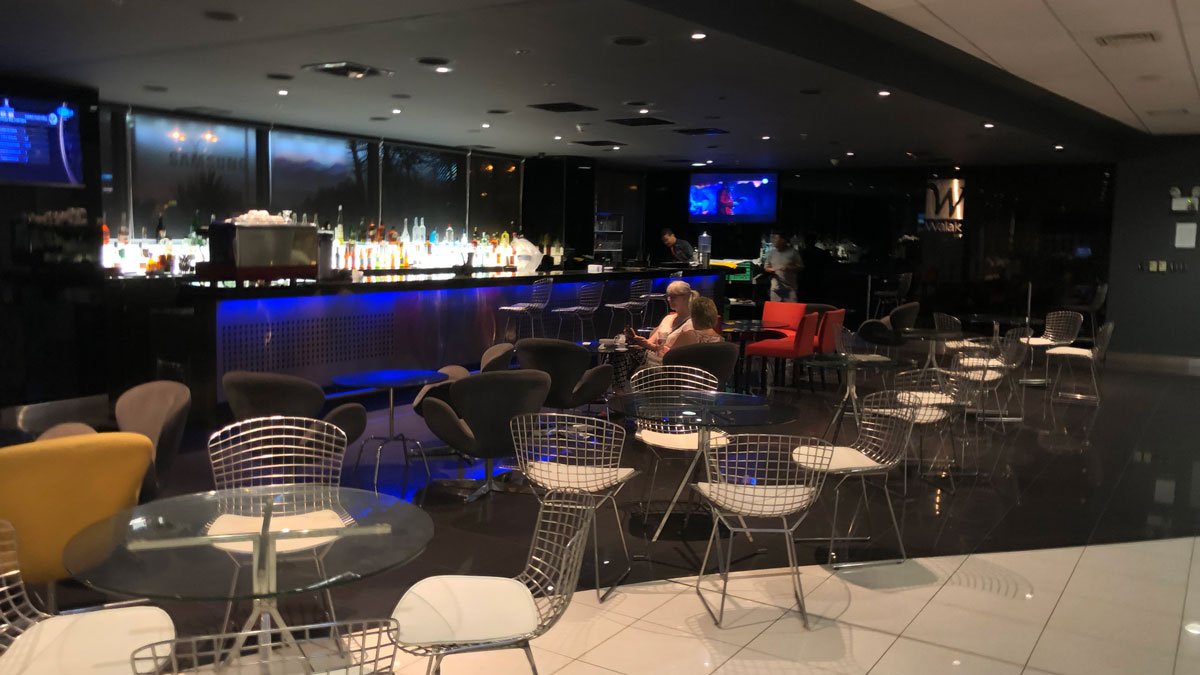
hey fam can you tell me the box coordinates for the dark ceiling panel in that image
[528,102,599,113]
[607,117,675,126]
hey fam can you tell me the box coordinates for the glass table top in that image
[722,320,790,334]
[331,369,448,390]
[607,391,797,427]
[63,485,433,602]
[797,353,913,371]
[899,328,976,341]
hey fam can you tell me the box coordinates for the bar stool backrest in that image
[702,435,833,518]
[530,277,554,308]
[577,281,604,310]
[630,365,718,393]
[1094,321,1115,361]
[933,312,962,334]
[1041,311,1083,345]
[762,301,806,330]
[208,416,346,490]
[854,391,916,468]
[511,413,626,493]
[1000,326,1032,367]
[628,278,653,307]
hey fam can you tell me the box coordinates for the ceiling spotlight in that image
[691,162,706,167]
[878,90,891,97]
[705,159,713,164]
[277,89,289,96]
[612,145,621,150]
[982,122,995,129]
[954,165,961,170]
[554,135,563,140]
[435,66,453,74]
[391,108,402,114]
[481,123,491,128]
[691,32,707,40]
[1186,622,1200,635]
[761,135,771,140]
[639,108,650,114]
[845,151,855,157]
[1054,144,1065,151]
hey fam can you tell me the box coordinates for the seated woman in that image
[612,280,697,388]
[672,296,723,348]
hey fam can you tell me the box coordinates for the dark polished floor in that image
[57,358,1200,638]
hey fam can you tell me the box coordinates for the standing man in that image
[764,231,804,302]
[661,228,695,263]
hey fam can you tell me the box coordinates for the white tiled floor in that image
[396,536,1200,674]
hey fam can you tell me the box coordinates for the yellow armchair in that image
[0,432,153,585]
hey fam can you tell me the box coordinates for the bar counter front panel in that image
[207,270,720,405]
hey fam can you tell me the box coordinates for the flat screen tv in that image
[688,172,777,223]
[0,96,85,187]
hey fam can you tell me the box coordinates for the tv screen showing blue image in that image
[689,173,777,223]
[0,96,85,187]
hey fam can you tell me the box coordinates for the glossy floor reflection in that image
[60,363,1200,666]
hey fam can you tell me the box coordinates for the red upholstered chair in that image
[814,309,846,353]
[746,311,819,389]
[761,301,806,339]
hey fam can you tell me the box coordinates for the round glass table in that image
[797,353,912,440]
[608,391,797,541]
[332,369,449,490]
[65,485,433,635]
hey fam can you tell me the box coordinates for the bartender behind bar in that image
[660,228,694,263]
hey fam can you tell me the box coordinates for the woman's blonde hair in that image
[666,280,699,300]
[689,296,720,330]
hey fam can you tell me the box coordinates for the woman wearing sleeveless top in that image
[673,296,723,348]
[613,280,697,388]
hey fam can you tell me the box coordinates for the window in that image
[270,130,372,235]
[380,143,465,236]
[469,153,521,236]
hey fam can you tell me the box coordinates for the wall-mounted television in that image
[0,96,85,187]
[688,172,777,223]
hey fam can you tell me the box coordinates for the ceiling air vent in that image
[528,102,598,113]
[1095,31,1158,47]
[302,61,393,79]
[674,128,729,136]
[571,140,626,147]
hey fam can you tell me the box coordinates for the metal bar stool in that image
[552,281,605,342]
[641,271,683,328]
[605,277,653,336]
[496,277,554,343]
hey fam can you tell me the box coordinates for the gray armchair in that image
[412,343,514,417]
[222,371,325,420]
[515,338,612,409]
[115,380,192,499]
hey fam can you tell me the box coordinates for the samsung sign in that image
[922,178,964,234]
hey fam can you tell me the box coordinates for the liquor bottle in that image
[100,212,110,245]
[358,218,366,242]
[301,212,308,225]
[445,224,454,244]
[156,215,167,242]
[401,218,410,244]
[335,205,344,243]
[190,210,202,242]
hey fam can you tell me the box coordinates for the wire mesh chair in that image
[1021,310,1083,382]
[208,416,347,490]
[891,368,955,488]
[628,366,722,523]
[498,278,554,342]
[1049,321,1115,403]
[207,417,348,634]
[641,271,684,328]
[552,281,605,342]
[796,391,915,569]
[693,435,833,628]
[959,327,1030,430]
[605,278,653,336]
[511,413,635,603]
[391,491,595,675]
[130,618,398,674]
[933,312,975,357]
[1,519,176,669]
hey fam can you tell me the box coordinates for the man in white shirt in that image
[764,231,804,302]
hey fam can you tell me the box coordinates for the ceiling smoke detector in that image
[1095,31,1158,47]
[302,61,393,79]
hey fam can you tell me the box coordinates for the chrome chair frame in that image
[395,491,595,675]
[511,413,635,603]
[552,281,605,342]
[0,520,49,655]
[498,278,554,342]
[1021,310,1083,385]
[605,277,653,335]
[641,271,683,328]
[131,618,398,674]
[693,434,834,628]
[1049,321,1114,404]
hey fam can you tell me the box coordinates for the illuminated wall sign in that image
[922,178,964,235]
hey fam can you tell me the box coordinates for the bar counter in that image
[119,267,723,421]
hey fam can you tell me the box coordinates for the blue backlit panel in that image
[0,96,83,187]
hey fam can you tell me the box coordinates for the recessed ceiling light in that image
[691,32,707,40]
[845,151,855,157]
[638,108,650,114]
[435,66,453,74]
[554,135,563,140]
[277,89,289,96]
[612,145,620,150]
[705,159,713,164]
[954,165,961,170]
[761,135,771,140]
[691,162,706,167]
[1185,622,1200,635]
[982,122,995,129]
[480,123,491,128]
[391,108,402,114]
[202,9,241,22]
[1054,144,1065,151]
[878,90,891,97]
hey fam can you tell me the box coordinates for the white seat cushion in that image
[1046,346,1092,359]
[695,482,816,517]
[207,509,346,555]
[1020,336,1053,346]
[848,353,891,363]
[957,369,1003,382]
[874,406,948,424]
[957,357,1005,370]
[525,462,636,491]
[635,428,728,452]
[942,339,974,350]
[392,575,540,647]
[793,446,882,473]
[0,607,174,675]
[896,391,953,407]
